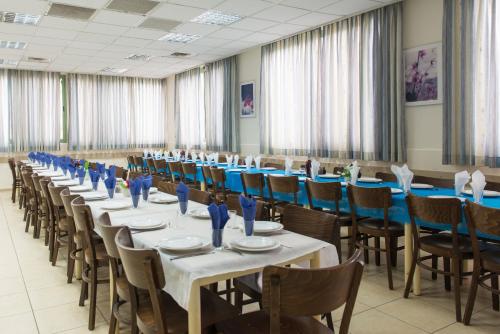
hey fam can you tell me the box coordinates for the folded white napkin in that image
[176,151,181,161]
[192,152,198,161]
[311,159,320,179]
[400,164,414,193]
[349,161,360,185]
[245,155,253,169]
[391,164,403,187]
[454,170,470,196]
[214,153,219,164]
[234,155,239,167]
[285,157,293,175]
[471,170,486,203]
[226,154,233,166]
[199,152,205,164]
[255,155,262,170]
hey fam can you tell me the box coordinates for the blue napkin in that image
[128,177,143,196]
[142,175,152,192]
[96,162,105,174]
[76,167,86,178]
[219,203,229,229]
[89,169,100,183]
[208,203,220,229]
[104,176,116,190]
[79,159,85,168]
[68,165,76,179]
[106,166,116,178]
[176,182,189,202]
[239,194,257,221]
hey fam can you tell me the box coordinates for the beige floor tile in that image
[343,308,428,334]
[355,273,406,307]
[331,300,372,322]
[56,322,110,334]
[29,283,83,310]
[0,312,38,334]
[435,309,500,334]
[34,302,105,334]
[0,292,32,317]
[0,276,26,297]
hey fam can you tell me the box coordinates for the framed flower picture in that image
[240,81,255,118]
[404,43,442,106]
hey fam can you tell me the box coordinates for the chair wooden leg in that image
[52,236,60,266]
[11,185,16,203]
[431,255,438,280]
[404,246,418,298]
[67,239,75,284]
[24,209,31,232]
[452,257,462,322]
[390,237,398,267]
[363,235,369,264]
[235,289,243,314]
[32,211,38,238]
[109,286,118,334]
[385,237,394,290]
[79,266,88,306]
[325,312,334,330]
[491,274,499,311]
[88,267,97,330]
[444,257,451,291]
[374,237,381,266]
[463,264,480,325]
[225,279,231,303]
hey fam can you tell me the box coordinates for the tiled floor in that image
[0,190,499,334]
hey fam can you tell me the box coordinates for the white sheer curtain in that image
[175,68,206,150]
[260,3,404,161]
[0,69,61,152]
[68,74,166,150]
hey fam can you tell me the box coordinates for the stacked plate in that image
[231,236,281,252]
[126,219,166,231]
[260,167,277,171]
[52,175,70,181]
[226,168,243,172]
[69,185,92,192]
[149,187,158,194]
[39,171,63,177]
[317,173,340,179]
[80,192,108,201]
[292,170,306,175]
[149,193,178,204]
[100,202,132,210]
[391,188,403,194]
[411,183,434,189]
[57,180,80,186]
[252,221,284,234]
[158,236,210,252]
[462,189,500,197]
[188,208,210,219]
[357,177,383,183]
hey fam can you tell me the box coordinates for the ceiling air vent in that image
[47,3,96,21]
[139,18,180,31]
[101,67,128,74]
[170,52,191,57]
[107,0,159,15]
[25,56,51,63]
[125,54,152,61]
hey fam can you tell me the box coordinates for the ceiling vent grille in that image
[125,54,152,61]
[47,3,96,21]
[25,56,51,63]
[107,0,159,15]
[139,17,180,31]
[170,52,191,57]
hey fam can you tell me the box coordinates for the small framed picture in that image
[404,43,442,106]
[240,81,255,118]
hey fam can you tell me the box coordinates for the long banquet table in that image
[47,173,338,334]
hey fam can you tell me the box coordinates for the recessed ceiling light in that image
[0,59,19,66]
[101,67,128,74]
[0,11,41,25]
[0,41,27,49]
[159,32,200,44]
[125,54,152,61]
[191,10,241,26]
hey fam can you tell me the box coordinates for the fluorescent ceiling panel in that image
[191,10,241,26]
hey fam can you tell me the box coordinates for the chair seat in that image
[85,242,109,265]
[419,233,474,257]
[358,218,404,236]
[481,244,500,272]
[216,310,332,334]
[137,288,238,334]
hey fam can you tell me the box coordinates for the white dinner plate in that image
[149,194,178,204]
[462,189,500,197]
[391,188,403,194]
[292,170,306,175]
[226,168,243,172]
[69,185,92,192]
[298,176,307,182]
[158,236,210,251]
[253,221,284,234]
[127,219,166,230]
[411,183,434,189]
[32,166,48,170]
[341,182,347,187]
[57,180,80,186]
[428,195,466,202]
[231,236,281,252]
[149,187,158,194]
[51,175,70,181]
[188,208,210,219]
[80,192,108,201]
[260,167,277,171]
[357,177,383,183]
[100,202,132,210]
[317,173,340,179]
[39,171,63,177]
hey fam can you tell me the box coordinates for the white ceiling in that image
[0,0,398,78]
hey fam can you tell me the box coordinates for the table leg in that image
[404,225,421,295]
[188,281,202,334]
[310,250,321,321]
[200,181,206,192]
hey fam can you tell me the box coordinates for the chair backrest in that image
[412,175,454,188]
[406,193,462,227]
[224,194,267,220]
[485,181,500,192]
[267,175,299,204]
[48,183,66,207]
[60,188,79,218]
[282,204,339,247]
[465,200,500,237]
[375,172,397,182]
[157,181,176,195]
[347,184,391,210]
[189,188,212,205]
[201,165,213,185]
[264,162,284,170]
[181,162,197,182]
[8,158,16,180]
[146,158,155,169]
[21,170,34,193]
[128,171,143,179]
[261,250,364,334]
[333,166,344,175]
[241,172,265,198]
[168,161,184,181]
[127,156,135,165]
[305,180,342,214]
[112,165,127,179]
[96,212,130,260]
[31,174,44,193]
[71,196,100,263]
[134,156,144,167]
[39,178,53,217]
[88,162,97,171]
[210,168,226,195]
[153,159,167,173]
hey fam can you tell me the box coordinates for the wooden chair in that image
[305,180,352,261]
[220,250,364,334]
[210,167,230,203]
[134,156,145,173]
[233,205,340,319]
[146,158,155,174]
[267,175,300,222]
[151,175,166,187]
[157,181,176,196]
[484,180,500,192]
[60,188,83,284]
[112,165,128,179]
[16,161,28,209]
[127,155,136,171]
[263,162,284,170]
[241,172,266,200]
[71,197,110,330]
[182,162,199,189]
[31,174,47,239]
[39,178,54,248]
[347,184,404,290]
[201,165,214,190]
[115,227,239,334]
[224,193,267,221]
[48,183,70,266]
[463,201,500,324]
[8,158,21,203]
[190,188,213,205]
[96,213,138,334]
[404,194,475,322]
[375,172,397,182]
[153,159,169,177]
[21,170,36,234]
[412,175,454,188]
[168,161,184,183]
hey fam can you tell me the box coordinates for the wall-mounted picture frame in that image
[240,81,255,118]
[404,43,442,106]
